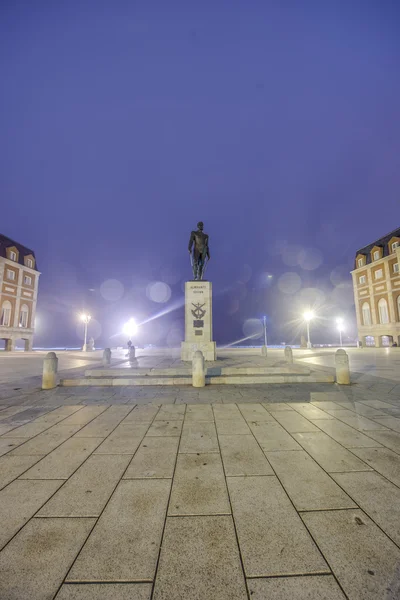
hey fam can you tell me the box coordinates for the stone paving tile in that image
[93,422,149,454]
[0,437,24,456]
[372,416,400,432]
[302,509,400,600]
[48,405,109,426]
[55,583,152,600]
[289,403,334,420]
[123,405,160,422]
[212,403,243,420]
[334,402,387,418]
[154,404,185,420]
[350,447,400,487]
[332,471,400,547]
[360,399,399,410]
[0,423,16,436]
[74,406,133,437]
[249,421,302,452]
[247,575,346,599]
[28,405,85,426]
[37,454,131,517]
[0,405,33,421]
[215,419,251,435]
[124,436,179,479]
[146,420,183,437]
[169,453,230,516]
[0,517,96,600]
[0,455,43,490]
[237,403,274,422]
[227,476,328,577]
[9,424,82,455]
[364,429,400,454]
[185,404,214,421]
[262,402,295,411]
[19,437,103,480]
[0,479,63,550]
[0,406,59,427]
[326,410,389,431]
[273,411,320,433]
[266,450,356,511]
[179,420,218,453]
[67,479,171,582]
[219,434,274,476]
[310,400,344,411]
[292,432,372,473]
[153,516,247,600]
[311,419,383,448]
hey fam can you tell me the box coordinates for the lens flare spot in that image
[146,281,172,303]
[100,279,124,302]
[278,272,302,294]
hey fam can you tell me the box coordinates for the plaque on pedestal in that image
[181,281,216,361]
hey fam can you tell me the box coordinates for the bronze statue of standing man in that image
[188,221,210,280]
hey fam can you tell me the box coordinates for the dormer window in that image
[9,251,17,261]
[357,258,364,268]
[393,242,399,252]
[373,250,380,260]
[26,258,33,268]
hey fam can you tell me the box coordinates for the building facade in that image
[0,234,40,351]
[351,227,400,347]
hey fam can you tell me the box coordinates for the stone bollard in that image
[284,346,293,363]
[335,349,350,385]
[261,345,268,357]
[103,348,111,366]
[192,350,205,388]
[129,346,136,360]
[42,352,58,390]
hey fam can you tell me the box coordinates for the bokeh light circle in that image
[278,272,302,294]
[100,279,124,302]
[146,281,172,303]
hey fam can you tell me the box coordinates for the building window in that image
[394,263,399,274]
[6,269,15,281]
[24,275,32,285]
[375,269,383,279]
[9,251,17,261]
[392,242,399,252]
[357,258,364,268]
[362,302,372,326]
[359,275,366,285]
[373,250,380,260]
[19,304,29,328]
[0,301,12,327]
[26,258,33,268]
[378,298,389,324]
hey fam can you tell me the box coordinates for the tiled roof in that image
[0,233,37,269]
[355,227,400,266]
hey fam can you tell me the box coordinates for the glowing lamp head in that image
[123,318,138,337]
[336,317,345,331]
[80,314,91,324]
[303,311,314,322]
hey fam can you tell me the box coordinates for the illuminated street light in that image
[336,317,344,347]
[123,318,138,338]
[80,314,91,351]
[303,311,315,349]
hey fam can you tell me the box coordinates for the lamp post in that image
[263,315,268,348]
[336,317,344,347]
[80,314,91,351]
[303,311,314,349]
[123,318,138,341]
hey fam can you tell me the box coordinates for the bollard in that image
[129,346,136,360]
[103,348,111,366]
[335,349,350,385]
[42,352,58,390]
[261,345,268,357]
[192,350,205,387]
[284,346,293,363]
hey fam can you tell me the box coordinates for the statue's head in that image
[197,221,204,231]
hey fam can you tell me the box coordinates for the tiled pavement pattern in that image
[1,392,400,599]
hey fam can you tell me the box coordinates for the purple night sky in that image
[1,1,399,348]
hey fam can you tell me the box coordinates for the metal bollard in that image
[284,346,293,363]
[335,349,350,385]
[103,348,111,366]
[42,352,58,389]
[261,345,268,357]
[129,346,136,360]
[192,350,205,387]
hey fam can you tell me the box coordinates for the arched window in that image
[0,301,12,327]
[19,304,29,328]
[378,298,389,324]
[362,302,371,326]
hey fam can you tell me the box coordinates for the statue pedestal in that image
[181,281,216,361]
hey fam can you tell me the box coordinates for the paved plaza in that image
[0,348,400,599]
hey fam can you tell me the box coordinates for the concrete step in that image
[84,365,310,378]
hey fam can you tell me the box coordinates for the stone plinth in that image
[181,281,216,361]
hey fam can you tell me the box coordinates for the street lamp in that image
[303,311,314,349]
[336,317,344,347]
[263,315,268,348]
[80,314,91,351]
[123,318,138,339]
